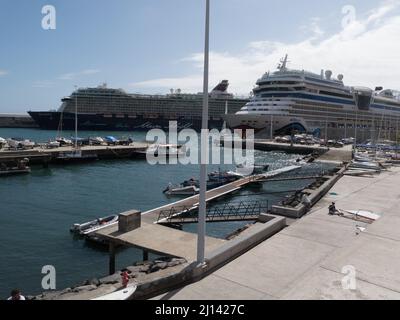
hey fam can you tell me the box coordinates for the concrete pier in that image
[254,140,329,155]
[153,166,400,300]
[0,143,150,165]
[95,167,300,262]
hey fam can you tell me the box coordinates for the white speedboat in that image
[236,163,269,175]
[354,154,372,162]
[57,150,98,161]
[71,215,119,235]
[6,138,35,149]
[89,137,105,145]
[56,137,73,146]
[0,137,6,149]
[20,140,35,149]
[147,144,184,157]
[164,184,199,196]
[47,141,61,149]
[91,285,137,300]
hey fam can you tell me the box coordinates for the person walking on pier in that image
[7,289,25,301]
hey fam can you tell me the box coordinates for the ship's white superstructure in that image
[225,55,400,141]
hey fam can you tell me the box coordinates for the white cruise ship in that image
[224,55,400,141]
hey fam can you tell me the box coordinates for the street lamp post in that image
[197,0,210,265]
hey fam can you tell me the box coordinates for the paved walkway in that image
[154,167,400,300]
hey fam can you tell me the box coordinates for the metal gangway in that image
[156,200,269,225]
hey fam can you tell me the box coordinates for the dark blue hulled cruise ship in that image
[29,81,249,131]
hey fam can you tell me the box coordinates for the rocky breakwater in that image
[30,257,187,300]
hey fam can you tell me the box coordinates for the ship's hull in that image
[223,114,309,136]
[28,111,224,131]
[224,113,395,141]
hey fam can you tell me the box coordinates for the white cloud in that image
[366,0,399,24]
[0,70,8,76]
[300,17,325,40]
[58,69,100,80]
[131,0,400,95]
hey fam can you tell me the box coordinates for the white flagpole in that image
[197,0,210,265]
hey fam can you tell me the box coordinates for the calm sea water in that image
[0,128,334,298]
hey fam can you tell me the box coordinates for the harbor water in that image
[0,128,335,298]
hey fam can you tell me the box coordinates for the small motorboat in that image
[20,139,35,149]
[70,215,118,236]
[164,170,240,196]
[56,137,73,146]
[208,169,240,182]
[0,159,31,177]
[164,183,199,196]
[57,150,98,162]
[6,138,35,149]
[0,167,31,176]
[236,163,269,175]
[89,137,105,145]
[47,141,61,149]
[147,144,184,157]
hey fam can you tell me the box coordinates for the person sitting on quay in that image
[329,202,337,215]
[329,202,344,216]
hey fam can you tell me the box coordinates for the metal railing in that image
[157,200,269,224]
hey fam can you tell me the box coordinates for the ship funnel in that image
[325,70,332,80]
[212,80,229,93]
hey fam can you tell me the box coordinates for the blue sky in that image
[0,0,399,113]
